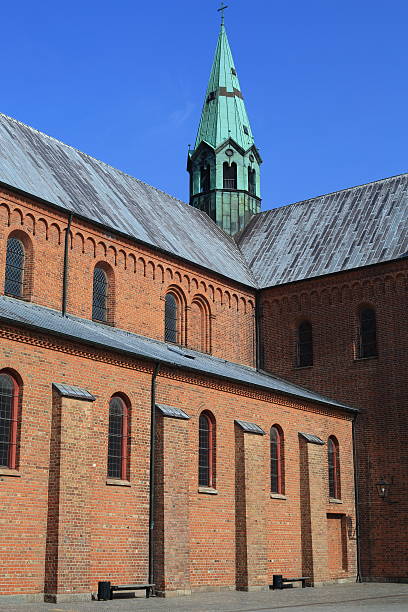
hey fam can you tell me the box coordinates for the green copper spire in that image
[187,19,262,236]
[195,24,254,151]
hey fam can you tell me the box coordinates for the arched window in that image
[198,411,216,488]
[297,321,313,367]
[92,265,108,322]
[107,395,129,480]
[358,307,377,358]
[165,293,178,343]
[200,165,210,193]
[223,162,237,189]
[270,425,284,494]
[5,237,25,297]
[328,436,341,499]
[0,371,20,469]
[248,167,256,195]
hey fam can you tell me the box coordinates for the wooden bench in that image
[271,574,310,590]
[97,581,155,600]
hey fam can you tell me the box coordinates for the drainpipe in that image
[352,412,362,582]
[62,212,72,316]
[148,362,161,589]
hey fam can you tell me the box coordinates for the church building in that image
[0,17,406,603]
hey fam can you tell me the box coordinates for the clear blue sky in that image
[1,0,407,211]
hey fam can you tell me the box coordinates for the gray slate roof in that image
[237,174,408,288]
[52,383,96,402]
[0,113,254,287]
[235,420,265,435]
[299,432,325,445]
[0,295,356,413]
[156,404,190,420]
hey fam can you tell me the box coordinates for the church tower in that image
[187,15,262,236]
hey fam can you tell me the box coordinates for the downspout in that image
[62,212,72,316]
[148,362,161,590]
[352,412,362,582]
[255,289,263,371]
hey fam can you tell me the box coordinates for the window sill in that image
[354,356,378,362]
[198,486,218,495]
[92,319,115,327]
[294,365,313,370]
[0,467,21,478]
[106,478,131,487]
[270,493,287,500]
[329,497,343,504]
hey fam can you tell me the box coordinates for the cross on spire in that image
[217,2,228,26]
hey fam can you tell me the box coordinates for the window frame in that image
[328,435,341,500]
[107,394,129,481]
[358,306,378,359]
[270,425,285,495]
[92,265,109,323]
[198,411,216,489]
[223,161,237,190]
[0,371,20,470]
[296,320,313,367]
[4,236,25,298]
[164,292,178,343]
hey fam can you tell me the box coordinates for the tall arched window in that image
[5,237,25,297]
[0,371,20,469]
[165,293,178,343]
[270,425,284,494]
[223,162,237,189]
[248,167,256,195]
[92,265,108,322]
[198,411,216,488]
[107,395,129,480]
[328,436,341,499]
[297,321,313,367]
[358,307,377,358]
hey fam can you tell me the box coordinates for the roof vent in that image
[243,125,249,135]
[207,91,216,103]
[231,67,237,76]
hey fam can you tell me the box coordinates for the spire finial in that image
[217,2,228,27]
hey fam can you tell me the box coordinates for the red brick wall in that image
[0,324,356,598]
[0,187,255,366]
[260,259,408,580]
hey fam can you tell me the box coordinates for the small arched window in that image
[223,162,237,189]
[0,371,20,469]
[92,265,108,322]
[248,167,256,195]
[107,395,129,480]
[270,425,284,494]
[5,237,25,297]
[200,165,211,193]
[358,307,377,358]
[165,293,178,343]
[198,411,216,488]
[328,436,341,499]
[297,321,313,367]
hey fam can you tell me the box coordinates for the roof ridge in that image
[256,171,408,217]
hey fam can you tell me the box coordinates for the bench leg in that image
[146,587,150,598]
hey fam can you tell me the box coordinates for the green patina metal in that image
[187,22,262,236]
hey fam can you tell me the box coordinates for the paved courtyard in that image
[1,583,408,612]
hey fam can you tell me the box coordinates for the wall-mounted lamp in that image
[376,478,390,499]
[376,477,398,504]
